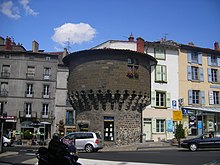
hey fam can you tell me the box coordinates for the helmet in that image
[52,133,61,141]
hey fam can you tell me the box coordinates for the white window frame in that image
[156,119,165,133]
[155,65,167,83]
[42,104,49,118]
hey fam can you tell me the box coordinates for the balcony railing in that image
[43,74,51,80]
[19,111,37,118]
[42,92,50,99]
[0,90,8,97]
[25,91,34,97]
[26,72,35,79]
[1,72,10,78]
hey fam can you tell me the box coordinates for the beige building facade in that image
[179,43,220,136]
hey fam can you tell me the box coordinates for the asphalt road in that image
[1,146,220,165]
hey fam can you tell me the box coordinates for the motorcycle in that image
[36,144,81,165]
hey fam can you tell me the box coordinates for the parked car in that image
[3,136,12,147]
[181,131,220,151]
[61,132,103,152]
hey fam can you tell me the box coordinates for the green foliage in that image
[175,123,185,139]
[23,130,33,140]
[174,123,185,147]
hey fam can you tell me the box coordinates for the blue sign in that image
[166,120,173,132]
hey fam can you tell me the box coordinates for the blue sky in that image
[0,0,220,52]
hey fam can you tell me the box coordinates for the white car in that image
[3,136,12,147]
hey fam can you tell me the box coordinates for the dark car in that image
[181,131,220,151]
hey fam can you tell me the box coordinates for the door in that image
[143,120,152,141]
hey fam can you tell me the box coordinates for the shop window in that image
[104,116,114,141]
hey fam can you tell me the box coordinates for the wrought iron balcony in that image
[19,111,37,118]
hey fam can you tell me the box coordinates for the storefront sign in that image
[173,110,182,121]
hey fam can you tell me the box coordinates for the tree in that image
[175,123,185,147]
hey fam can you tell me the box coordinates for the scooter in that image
[36,144,81,165]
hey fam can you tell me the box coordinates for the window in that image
[127,58,139,79]
[44,67,51,80]
[66,110,74,126]
[188,51,202,64]
[208,55,220,66]
[187,66,204,81]
[156,91,166,107]
[188,90,205,105]
[155,65,167,82]
[43,85,50,98]
[45,56,51,61]
[27,66,35,79]
[154,48,165,60]
[156,119,165,132]
[1,65,10,78]
[208,68,220,83]
[42,104,49,118]
[0,82,8,96]
[151,91,171,108]
[25,103,32,117]
[209,91,219,105]
[26,84,33,97]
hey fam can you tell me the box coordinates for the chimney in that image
[214,41,219,50]
[63,48,68,58]
[5,36,11,50]
[32,40,39,52]
[0,36,5,45]
[136,37,145,53]
[188,42,194,46]
[128,33,134,42]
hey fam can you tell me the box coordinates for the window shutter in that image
[199,68,204,81]
[209,91,214,105]
[207,55,211,66]
[198,52,202,65]
[188,90,193,105]
[156,65,161,81]
[200,91,205,105]
[187,51,192,63]
[162,65,167,82]
[187,66,192,80]
[217,56,220,66]
[166,92,171,108]
[152,118,156,133]
[218,70,220,83]
[208,68,212,82]
[151,91,156,107]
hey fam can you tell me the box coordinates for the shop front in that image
[182,107,220,136]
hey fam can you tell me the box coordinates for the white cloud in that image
[51,23,96,46]
[0,1,21,20]
[19,0,38,16]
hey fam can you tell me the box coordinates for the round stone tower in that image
[63,49,157,146]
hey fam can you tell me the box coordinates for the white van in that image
[3,136,12,147]
[61,132,103,152]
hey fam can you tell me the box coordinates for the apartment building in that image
[92,35,179,142]
[0,36,72,141]
[179,42,220,136]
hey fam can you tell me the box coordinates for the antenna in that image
[67,38,71,53]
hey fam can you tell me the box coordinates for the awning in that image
[182,106,220,113]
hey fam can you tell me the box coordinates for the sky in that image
[0,0,220,53]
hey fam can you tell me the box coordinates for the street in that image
[1,146,220,165]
